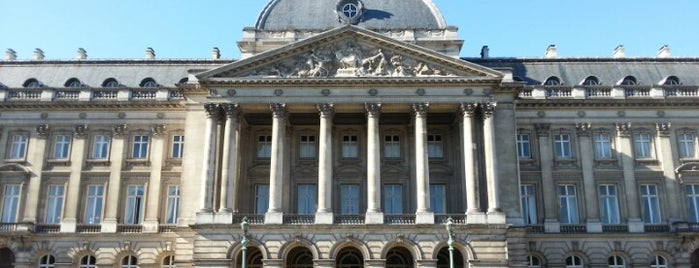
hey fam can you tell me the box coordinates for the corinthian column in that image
[365,103,384,224]
[219,104,240,213]
[199,103,220,214]
[483,102,504,223]
[413,103,434,224]
[316,103,334,224]
[265,103,287,224]
[461,103,485,224]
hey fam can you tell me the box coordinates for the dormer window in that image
[664,76,681,85]
[543,76,561,86]
[65,78,83,88]
[103,78,120,88]
[582,76,600,86]
[620,76,637,86]
[23,78,42,88]
[140,78,158,88]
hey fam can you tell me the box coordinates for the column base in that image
[195,211,215,224]
[315,212,334,224]
[586,219,602,233]
[466,211,487,224]
[265,211,284,224]
[628,218,644,233]
[214,211,233,224]
[544,219,560,233]
[142,219,159,233]
[101,218,118,233]
[486,211,506,224]
[415,211,435,224]
[365,212,384,224]
[60,218,77,233]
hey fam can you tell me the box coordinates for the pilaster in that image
[143,124,166,233]
[21,124,49,225]
[483,102,504,223]
[197,103,220,224]
[657,122,681,221]
[61,124,89,232]
[577,123,601,232]
[102,124,126,233]
[536,123,559,232]
[616,122,643,232]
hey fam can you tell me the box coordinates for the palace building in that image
[2,0,699,267]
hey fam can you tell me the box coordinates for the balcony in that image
[76,224,101,233]
[117,224,143,233]
[435,214,466,225]
[384,214,416,225]
[34,224,60,233]
[645,224,671,233]
[335,215,365,225]
[283,215,315,225]
[602,225,629,233]
[232,214,264,225]
[560,225,587,234]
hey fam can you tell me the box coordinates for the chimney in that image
[33,48,45,60]
[145,47,156,60]
[613,45,625,58]
[5,49,17,60]
[657,45,671,58]
[480,45,490,58]
[212,47,221,60]
[76,48,87,60]
[545,44,558,59]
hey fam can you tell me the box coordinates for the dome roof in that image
[255,0,447,31]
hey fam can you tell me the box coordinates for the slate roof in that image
[254,0,447,31]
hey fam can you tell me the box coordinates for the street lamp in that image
[445,217,455,268]
[240,217,249,268]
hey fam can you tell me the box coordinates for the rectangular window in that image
[594,133,613,159]
[520,184,538,225]
[8,134,28,160]
[1,184,21,222]
[558,185,579,224]
[297,184,316,215]
[640,184,662,224]
[53,135,71,159]
[299,135,316,159]
[131,135,149,159]
[686,184,699,222]
[257,136,272,159]
[124,185,145,224]
[384,184,403,215]
[45,185,64,224]
[84,185,104,224]
[554,134,572,158]
[254,185,269,215]
[171,135,184,159]
[340,184,360,214]
[92,135,110,159]
[427,135,444,158]
[516,134,531,159]
[599,185,620,224]
[341,135,359,159]
[430,184,446,214]
[679,133,696,159]
[165,186,180,225]
[634,133,653,159]
[384,135,400,158]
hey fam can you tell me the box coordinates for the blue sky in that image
[1,0,698,60]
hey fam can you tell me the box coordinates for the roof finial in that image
[657,45,671,58]
[5,49,17,61]
[212,47,221,60]
[545,44,557,59]
[33,48,45,60]
[613,45,625,59]
[76,48,88,60]
[145,47,156,60]
[480,45,490,59]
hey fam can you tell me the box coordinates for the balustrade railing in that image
[625,88,650,97]
[7,90,41,100]
[232,214,264,225]
[560,225,586,233]
[585,88,611,97]
[546,88,572,98]
[0,223,20,232]
[169,90,184,99]
[644,224,670,233]
[384,214,416,225]
[435,214,466,225]
[601,224,628,233]
[34,224,60,233]
[283,214,315,225]
[117,224,142,233]
[335,215,365,225]
[92,90,118,100]
[666,87,699,97]
[55,90,80,100]
[131,90,157,100]
[76,224,101,233]
[526,225,545,234]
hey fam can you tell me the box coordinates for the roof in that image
[254,0,447,31]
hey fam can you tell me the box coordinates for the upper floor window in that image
[139,78,158,88]
[102,78,120,88]
[620,76,637,86]
[427,135,444,158]
[543,76,561,86]
[257,135,272,159]
[687,184,699,222]
[650,255,668,268]
[165,185,180,225]
[64,78,82,88]
[640,184,662,224]
[79,256,97,268]
[594,133,613,159]
[341,135,359,159]
[663,76,681,86]
[599,185,621,224]
[84,185,104,224]
[254,184,269,215]
[516,133,531,159]
[565,256,584,268]
[131,135,150,159]
[582,76,600,86]
[679,132,696,159]
[633,132,653,159]
[384,184,403,215]
[521,184,538,225]
[608,256,626,268]
[384,135,400,158]
[23,78,42,88]
[340,184,360,215]
[299,135,316,159]
[120,256,138,268]
[559,185,579,224]
[124,185,145,224]
[91,134,111,160]
[297,184,317,215]
[553,133,572,158]
[171,135,184,159]
[1,184,22,222]
[8,133,29,160]
[430,184,446,214]
[52,134,72,160]
[38,255,55,268]
[45,185,65,224]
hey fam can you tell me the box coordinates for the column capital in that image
[481,102,496,119]
[615,122,631,137]
[365,103,382,117]
[317,103,335,117]
[151,124,166,137]
[113,124,128,137]
[412,102,430,117]
[460,102,478,117]
[270,103,287,118]
[221,103,240,118]
[73,124,89,138]
[36,124,50,138]
[535,123,550,137]
[656,122,672,137]
[575,123,591,137]
[204,103,221,118]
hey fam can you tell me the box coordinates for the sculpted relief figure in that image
[296,51,331,78]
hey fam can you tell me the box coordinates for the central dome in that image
[255,0,448,31]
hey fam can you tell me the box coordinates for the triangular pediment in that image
[197,25,502,81]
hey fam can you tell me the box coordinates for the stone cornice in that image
[198,77,501,86]
[0,102,185,110]
[515,99,699,108]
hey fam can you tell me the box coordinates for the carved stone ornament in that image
[152,124,166,136]
[74,124,89,137]
[656,122,672,137]
[460,102,478,117]
[221,103,240,118]
[241,40,456,79]
[270,103,287,118]
[616,122,631,137]
[535,124,551,137]
[318,103,335,117]
[365,103,382,117]
[113,124,128,137]
[482,102,496,119]
[204,103,221,118]
[575,123,591,137]
[412,103,430,117]
[36,124,50,138]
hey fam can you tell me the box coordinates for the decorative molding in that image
[270,103,287,118]
[615,122,631,137]
[460,102,478,117]
[113,124,128,137]
[152,124,167,136]
[365,103,382,117]
[482,102,496,119]
[36,124,50,138]
[535,124,551,137]
[221,103,240,118]
[317,103,335,118]
[204,103,221,118]
[412,103,429,117]
[73,124,89,138]
[656,122,672,137]
[575,123,591,137]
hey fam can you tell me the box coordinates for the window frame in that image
[256,135,272,159]
[123,184,145,224]
[296,184,317,215]
[1,184,22,223]
[516,133,532,159]
[430,184,446,214]
[383,134,401,159]
[565,255,584,268]
[38,255,55,268]
[640,184,662,224]
[164,185,180,225]
[607,255,626,268]
[299,135,317,159]
[130,134,150,160]
[427,134,444,159]
[384,184,404,215]
[553,132,573,159]
[520,184,538,225]
[120,255,138,268]
[341,134,359,159]
[599,184,621,224]
[593,131,614,160]
[79,255,97,268]
[51,133,72,160]
[650,255,668,268]
[83,184,105,224]
[340,184,361,215]
[90,132,111,160]
[44,184,65,224]
[558,184,579,224]
[170,134,185,159]
[678,130,697,159]
[7,131,30,161]
[254,184,270,215]
[633,132,654,160]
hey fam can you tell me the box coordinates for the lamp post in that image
[445,217,455,268]
[240,217,249,268]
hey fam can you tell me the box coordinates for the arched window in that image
[162,255,176,268]
[286,247,313,268]
[178,77,188,84]
[526,255,542,268]
[608,255,625,268]
[544,76,561,86]
[38,255,55,268]
[565,256,584,268]
[65,78,83,88]
[79,255,96,268]
[386,247,414,268]
[582,76,600,86]
[237,247,263,268]
[23,78,42,88]
[664,76,681,85]
[650,255,668,268]
[140,78,158,88]
[436,247,465,268]
[120,255,138,268]
[103,78,120,88]
[620,76,637,86]
[336,247,363,268]
[0,248,14,268]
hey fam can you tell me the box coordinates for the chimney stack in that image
[212,47,221,60]
[33,48,45,60]
[76,48,87,60]
[480,45,489,58]
[145,47,156,60]
[613,45,625,58]
[545,44,558,59]
[5,49,17,60]
[657,45,671,58]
